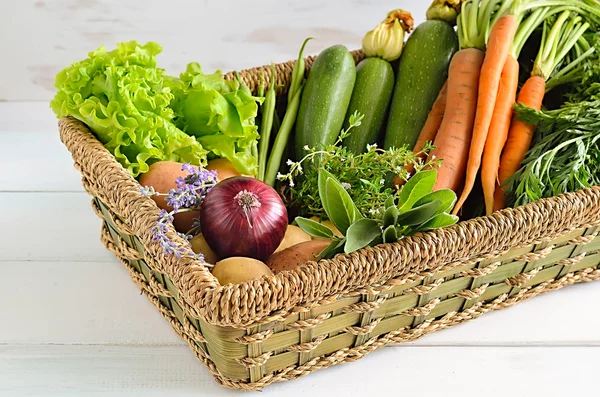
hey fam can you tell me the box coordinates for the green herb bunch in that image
[507,100,600,206]
[277,112,442,218]
[294,168,459,259]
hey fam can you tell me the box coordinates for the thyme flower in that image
[279,111,442,218]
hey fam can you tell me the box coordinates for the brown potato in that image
[211,257,273,285]
[190,234,219,265]
[138,161,200,233]
[309,216,342,239]
[266,240,331,273]
[206,158,242,180]
[274,225,311,253]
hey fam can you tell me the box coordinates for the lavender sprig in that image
[150,210,192,258]
[140,163,218,266]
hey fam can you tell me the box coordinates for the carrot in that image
[480,55,519,215]
[493,9,593,211]
[415,82,447,156]
[429,48,485,193]
[452,14,519,215]
[493,75,546,211]
[397,81,448,184]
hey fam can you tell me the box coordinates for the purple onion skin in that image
[200,177,288,261]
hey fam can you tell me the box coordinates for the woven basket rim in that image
[57,53,600,328]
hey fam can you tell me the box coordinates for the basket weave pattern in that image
[58,54,600,391]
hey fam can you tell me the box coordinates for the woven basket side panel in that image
[199,225,600,382]
[96,196,600,390]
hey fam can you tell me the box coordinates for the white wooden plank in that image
[0,129,84,192]
[0,261,181,345]
[1,345,597,396]
[0,103,85,192]
[1,258,599,346]
[0,0,429,101]
[0,102,58,133]
[0,192,114,262]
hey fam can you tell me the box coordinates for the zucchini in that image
[384,20,458,150]
[295,45,356,160]
[342,57,395,154]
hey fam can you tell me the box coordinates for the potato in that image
[266,240,331,273]
[138,161,200,233]
[393,174,406,189]
[275,225,311,253]
[211,257,273,285]
[309,216,342,239]
[190,234,219,265]
[206,158,242,180]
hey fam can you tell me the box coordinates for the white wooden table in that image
[2,2,600,396]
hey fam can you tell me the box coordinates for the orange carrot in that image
[395,81,448,186]
[414,81,448,155]
[480,55,519,215]
[452,14,519,215]
[429,48,485,193]
[491,9,593,211]
[493,75,546,211]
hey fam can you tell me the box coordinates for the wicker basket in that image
[58,52,600,391]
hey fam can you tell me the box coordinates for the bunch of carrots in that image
[415,0,600,215]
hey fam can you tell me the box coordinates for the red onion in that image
[200,177,288,261]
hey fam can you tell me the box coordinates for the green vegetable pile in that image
[51,41,261,177]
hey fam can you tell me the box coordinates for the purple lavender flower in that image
[191,217,201,231]
[151,210,188,258]
[177,232,192,241]
[167,164,219,212]
[146,164,220,265]
[139,185,158,197]
[165,185,201,212]
[176,163,218,189]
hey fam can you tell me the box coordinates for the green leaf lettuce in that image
[51,41,262,178]
[50,41,208,177]
[169,62,262,176]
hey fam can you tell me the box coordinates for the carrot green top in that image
[458,0,516,50]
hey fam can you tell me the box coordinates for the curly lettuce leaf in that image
[50,41,208,177]
[170,62,261,176]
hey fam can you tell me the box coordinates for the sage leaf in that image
[384,195,396,209]
[383,206,399,228]
[325,177,363,235]
[397,169,437,212]
[318,168,338,214]
[413,189,457,215]
[295,217,334,239]
[320,238,347,259]
[383,225,398,243]
[416,213,459,231]
[344,218,382,253]
[397,199,441,226]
